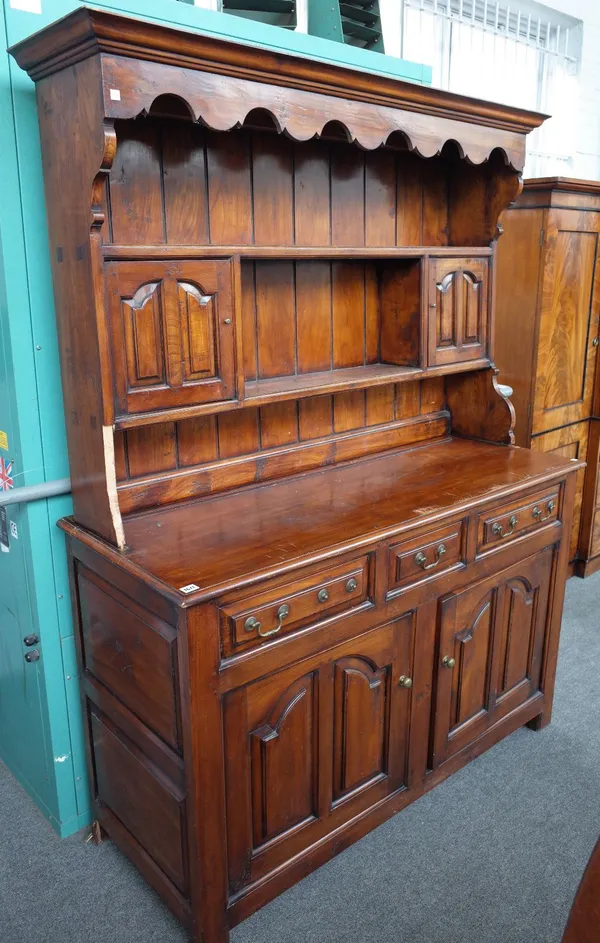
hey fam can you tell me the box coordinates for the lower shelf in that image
[245,363,423,404]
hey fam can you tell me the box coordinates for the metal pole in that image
[0,478,71,507]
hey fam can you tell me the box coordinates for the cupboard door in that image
[581,419,600,562]
[224,614,415,895]
[532,210,600,434]
[430,547,554,769]
[107,259,236,415]
[531,421,589,562]
[428,257,489,366]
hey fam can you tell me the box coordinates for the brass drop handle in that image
[492,515,518,539]
[245,604,290,639]
[398,675,413,689]
[442,655,456,669]
[317,588,330,603]
[532,500,556,523]
[415,543,446,570]
[346,578,358,593]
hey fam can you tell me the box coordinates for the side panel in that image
[493,206,544,447]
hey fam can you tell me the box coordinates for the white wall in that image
[545,0,600,180]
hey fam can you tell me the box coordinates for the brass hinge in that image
[540,229,545,246]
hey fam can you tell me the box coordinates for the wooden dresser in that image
[12,11,582,943]
[495,178,600,577]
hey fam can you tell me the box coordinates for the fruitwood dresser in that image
[11,11,582,942]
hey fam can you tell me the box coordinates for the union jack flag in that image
[0,458,13,492]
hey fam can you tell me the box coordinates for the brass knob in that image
[346,578,358,593]
[442,655,456,669]
[593,337,599,347]
[317,588,330,603]
[398,675,413,688]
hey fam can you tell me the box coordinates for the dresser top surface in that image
[89,436,578,601]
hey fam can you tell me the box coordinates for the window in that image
[384,0,582,177]
[191,0,581,177]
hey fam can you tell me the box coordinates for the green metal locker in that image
[0,0,430,837]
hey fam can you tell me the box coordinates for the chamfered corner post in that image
[178,602,230,943]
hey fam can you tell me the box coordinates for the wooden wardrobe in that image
[12,10,581,943]
[495,178,600,577]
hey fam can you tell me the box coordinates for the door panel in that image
[332,655,390,806]
[496,576,542,701]
[533,211,600,433]
[428,257,489,366]
[224,614,415,894]
[431,548,554,769]
[108,259,236,415]
[250,673,318,848]
[531,421,589,561]
[449,588,496,732]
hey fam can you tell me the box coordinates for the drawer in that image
[219,554,374,657]
[387,520,467,597]
[476,486,560,555]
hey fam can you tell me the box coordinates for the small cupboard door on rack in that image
[107,259,236,416]
[531,210,600,435]
[224,615,415,896]
[430,547,554,770]
[428,257,489,366]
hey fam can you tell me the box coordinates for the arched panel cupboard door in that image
[106,259,237,416]
[430,546,554,770]
[427,257,489,366]
[223,614,416,896]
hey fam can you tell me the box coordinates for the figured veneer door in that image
[428,257,489,366]
[107,260,236,415]
[430,548,553,769]
[532,210,600,434]
[224,615,415,895]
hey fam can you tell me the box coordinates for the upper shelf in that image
[103,246,495,261]
[10,7,547,171]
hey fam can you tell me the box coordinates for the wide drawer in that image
[476,485,560,555]
[219,553,375,658]
[386,519,467,598]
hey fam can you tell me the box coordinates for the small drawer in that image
[387,520,467,597]
[219,554,374,657]
[477,486,560,554]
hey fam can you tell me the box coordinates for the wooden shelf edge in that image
[244,365,423,405]
[103,245,494,261]
[112,360,492,430]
